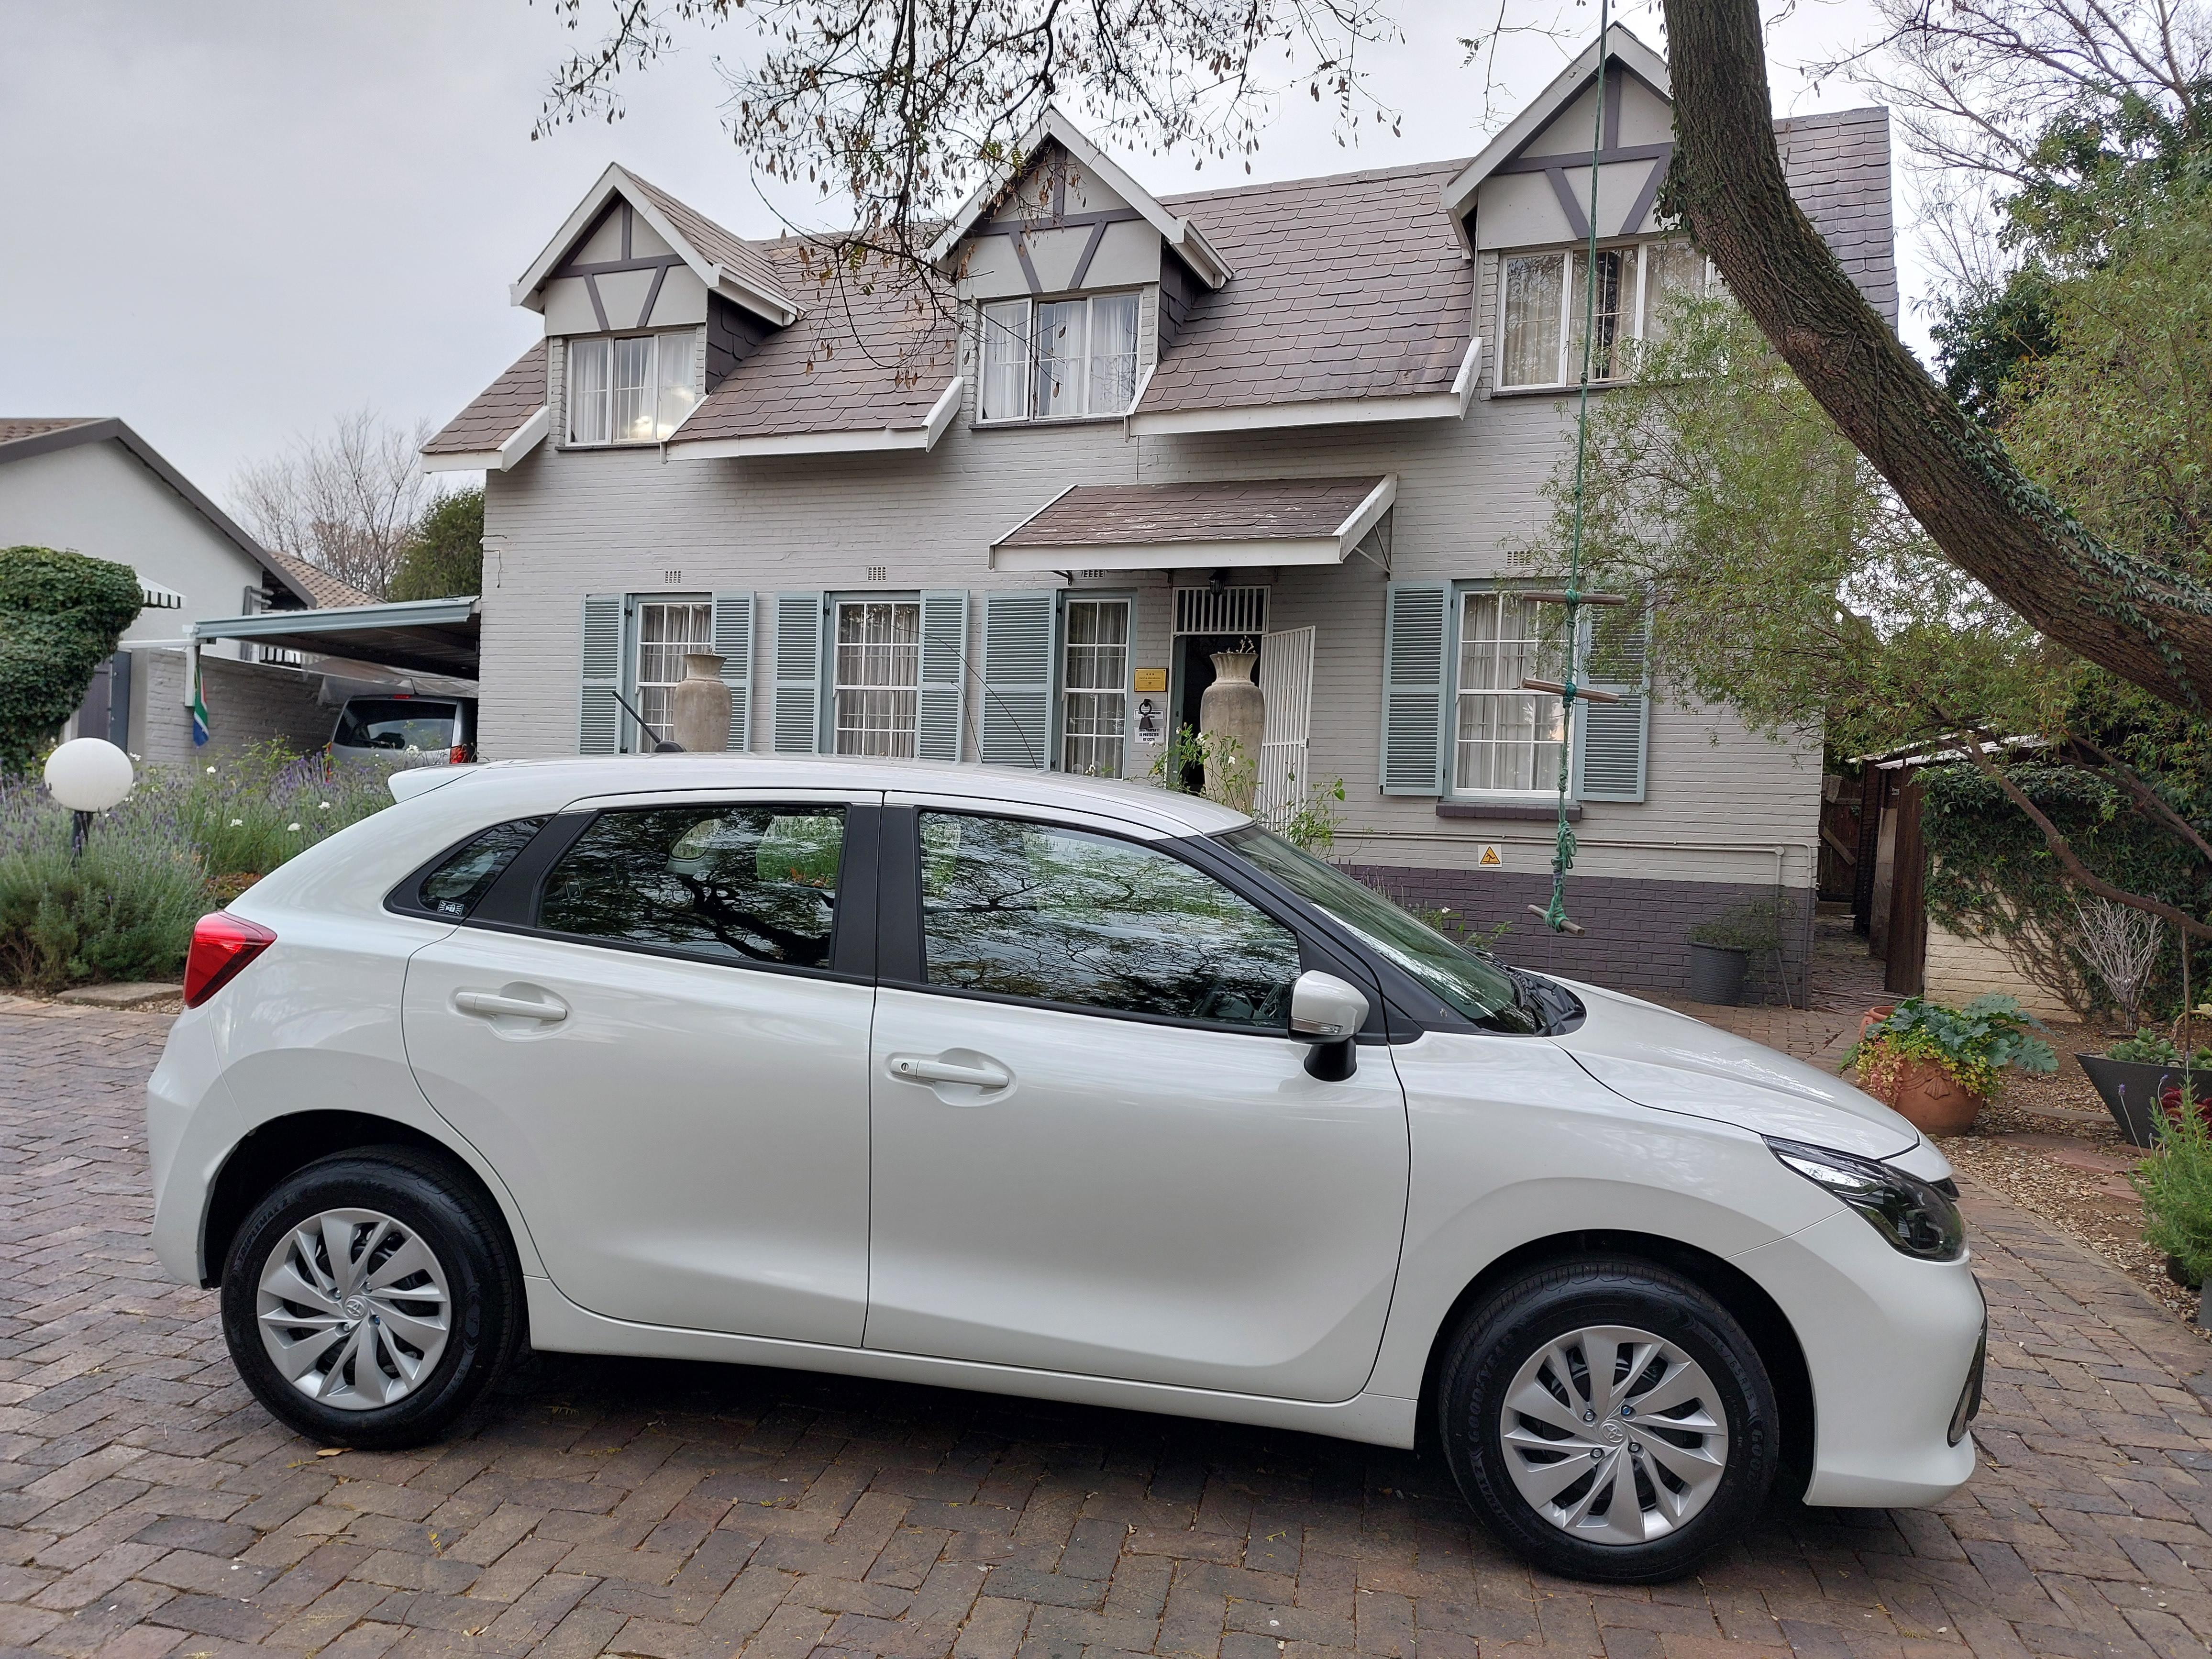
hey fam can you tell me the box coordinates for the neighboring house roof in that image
[421,340,550,470]
[510,164,797,329]
[265,549,377,609]
[927,107,1233,290]
[991,475,1395,571]
[1132,161,1478,431]
[0,417,318,607]
[1773,107,1899,326]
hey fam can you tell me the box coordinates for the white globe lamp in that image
[44,738,135,857]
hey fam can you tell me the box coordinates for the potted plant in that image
[1845,994,2058,1137]
[2080,1027,2212,1149]
[1687,897,1783,1006]
[2135,1088,2212,1296]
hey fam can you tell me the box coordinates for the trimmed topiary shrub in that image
[0,546,143,774]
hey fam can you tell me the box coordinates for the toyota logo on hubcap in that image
[342,1294,368,1321]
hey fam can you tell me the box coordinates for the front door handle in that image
[888,1053,1012,1090]
[454,989,567,1023]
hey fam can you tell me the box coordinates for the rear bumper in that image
[1732,1208,1985,1507]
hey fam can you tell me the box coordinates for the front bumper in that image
[1732,1207,1985,1507]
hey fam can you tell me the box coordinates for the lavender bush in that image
[0,743,396,990]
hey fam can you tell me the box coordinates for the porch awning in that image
[192,595,481,679]
[989,475,1395,572]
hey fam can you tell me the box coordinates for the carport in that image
[189,594,482,680]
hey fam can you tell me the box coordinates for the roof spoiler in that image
[388,766,474,805]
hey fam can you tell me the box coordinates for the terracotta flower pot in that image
[1865,1054,1985,1137]
[1858,1005,1895,1043]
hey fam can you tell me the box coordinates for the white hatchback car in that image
[147,756,1984,1582]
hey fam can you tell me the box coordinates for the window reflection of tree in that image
[540,808,843,968]
[920,815,1297,1027]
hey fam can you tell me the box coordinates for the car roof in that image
[406,754,1254,838]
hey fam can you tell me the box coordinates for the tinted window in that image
[335,699,459,752]
[538,806,845,968]
[919,812,1300,1029]
[418,818,547,918]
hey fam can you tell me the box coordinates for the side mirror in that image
[1290,970,1370,1081]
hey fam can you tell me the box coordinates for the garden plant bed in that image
[1930,1018,2209,1327]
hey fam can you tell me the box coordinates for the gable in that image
[955,139,1165,300]
[539,199,711,336]
[1471,61,1677,250]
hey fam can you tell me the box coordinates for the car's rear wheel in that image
[220,1148,520,1449]
[1436,1256,1778,1582]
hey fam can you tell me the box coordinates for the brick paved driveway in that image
[6,997,2212,1659]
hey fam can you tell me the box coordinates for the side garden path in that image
[7,996,2212,1659]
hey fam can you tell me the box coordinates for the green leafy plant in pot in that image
[2135,1085,2212,1291]
[1844,994,2057,1137]
[2081,1025,2212,1150]
[1686,896,1784,1006]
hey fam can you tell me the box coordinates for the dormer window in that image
[1497,238,1711,390]
[568,331,697,445]
[978,294,1141,423]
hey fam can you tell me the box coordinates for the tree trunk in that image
[1658,0,2212,716]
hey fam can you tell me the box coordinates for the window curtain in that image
[568,339,611,444]
[981,302,1029,421]
[1033,300,1086,418]
[1087,295,1139,415]
[1500,254,1564,388]
[656,332,697,438]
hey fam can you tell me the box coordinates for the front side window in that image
[568,331,697,444]
[1061,597,1130,777]
[635,600,713,748]
[978,293,1142,421]
[1456,590,1567,795]
[539,805,846,968]
[1499,240,1713,388]
[918,812,1301,1029]
[834,600,921,757]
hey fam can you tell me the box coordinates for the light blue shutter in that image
[711,593,753,751]
[1575,600,1651,802]
[980,591,1055,767]
[579,594,623,754]
[1379,582,1449,794]
[916,590,969,762]
[771,592,824,754]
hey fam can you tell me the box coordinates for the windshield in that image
[1218,826,1537,1032]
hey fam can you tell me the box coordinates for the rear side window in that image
[918,811,1300,1029]
[538,805,846,969]
[335,699,459,752]
[417,818,547,918]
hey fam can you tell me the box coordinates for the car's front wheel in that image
[220,1147,521,1449]
[1436,1256,1779,1582]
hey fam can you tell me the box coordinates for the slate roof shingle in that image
[1775,107,1899,326]
[624,173,795,317]
[0,418,102,448]
[997,477,1387,548]
[264,550,378,609]
[423,342,548,456]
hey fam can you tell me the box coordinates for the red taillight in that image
[183,912,277,1008]
[449,745,471,764]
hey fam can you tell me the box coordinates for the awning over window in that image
[989,475,1395,572]
[192,595,481,679]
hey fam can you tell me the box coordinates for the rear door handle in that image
[888,1054,1012,1090]
[454,990,567,1023]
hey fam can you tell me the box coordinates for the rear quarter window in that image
[409,818,548,918]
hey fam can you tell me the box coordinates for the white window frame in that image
[1495,240,1714,391]
[566,329,699,447]
[976,291,1144,424]
[1058,595,1134,778]
[630,596,714,751]
[1448,585,1577,801]
[831,597,923,758]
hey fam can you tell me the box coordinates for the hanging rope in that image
[1525,4,1610,939]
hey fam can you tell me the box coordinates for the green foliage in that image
[388,488,484,602]
[1269,776,1346,853]
[2136,1090,2212,1286]
[2107,1029,2212,1066]
[175,743,398,882]
[1519,297,2066,762]
[1687,894,1784,953]
[1930,267,2059,428]
[0,546,144,774]
[1846,993,2058,1098]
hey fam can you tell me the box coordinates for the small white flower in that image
[229,818,243,827]
[205,765,217,774]
[319,801,332,809]
[286,822,302,832]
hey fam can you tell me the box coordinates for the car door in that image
[402,791,879,1344]
[864,799,1410,1402]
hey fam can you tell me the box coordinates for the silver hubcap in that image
[1497,1323,1730,1544]
[257,1207,452,1412]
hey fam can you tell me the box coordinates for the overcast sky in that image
[0,0,1932,505]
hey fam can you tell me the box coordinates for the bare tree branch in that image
[230,409,445,601]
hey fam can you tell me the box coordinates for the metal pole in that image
[70,809,92,861]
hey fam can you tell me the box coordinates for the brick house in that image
[423,27,1897,998]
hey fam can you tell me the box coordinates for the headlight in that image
[1766,1137,1966,1261]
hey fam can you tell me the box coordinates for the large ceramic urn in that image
[670,652,733,752]
[1199,649,1264,810]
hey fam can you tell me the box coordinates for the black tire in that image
[1436,1256,1779,1583]
[220,1146,521,1449]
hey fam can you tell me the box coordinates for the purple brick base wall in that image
[1340,864,1815,1006]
